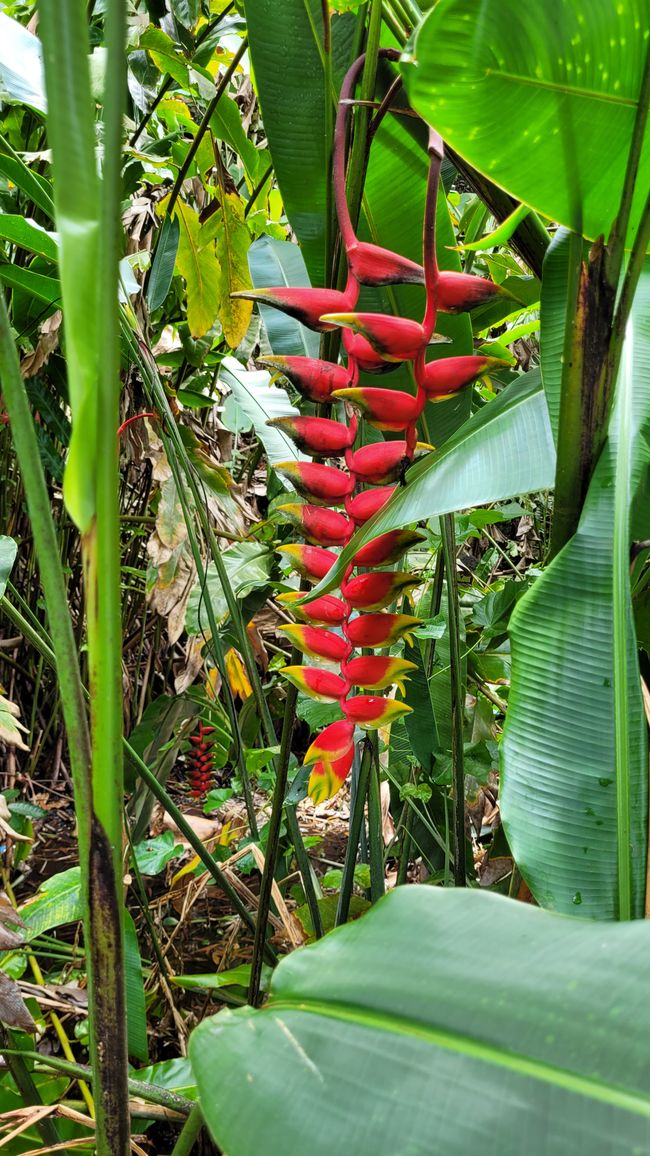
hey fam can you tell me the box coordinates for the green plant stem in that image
[381,1,408,42]
[244,162,273,218]
[396,799,414,885]
[322,1,334,284]
[0,594,276,963]
[366,735,385,902]
[0,1051,196,1116]
[167,37,248,218]
[441,514,467,887]
[248,679,300,1007]
[284,802,323,935]
[0,1030,64,1152]
[170,1104,204,1155]
[336,739,373,926]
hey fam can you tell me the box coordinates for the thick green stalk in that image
[170,1104,204,1156]
[441,514,467,887]
[336,740,373,926]
[396,799,414,886]
[366,735,385,902]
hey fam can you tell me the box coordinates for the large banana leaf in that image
[190,887,650,1155]
[404,0,650,248]
[247,235,319,359]
[500,268,650,919]
[307,368,555,598]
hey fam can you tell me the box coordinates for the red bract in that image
[261,355,352,404]
[342,695,412,728]
[345,612,422,648]
[436,270,505,314]
[347,441,412,485]
[277,504,352,546]
[278,591,349,626]
[304,720,356,804]
[342,655,417,692]
[278,624,351,663]
[280,666,349,703]
[275,462,355,505]
[323,312,427,362]
[343,330,396,374]
[347,240,424,287]
[341,570,422,611]
[415,353,509,397]
[345,486,395,525]
[352,529,423,567]
[231,284,359,332]
[268,415,356,455]
[277,544,338,582]
[334,386,425,431]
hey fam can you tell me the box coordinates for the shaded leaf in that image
[219,355,308,468]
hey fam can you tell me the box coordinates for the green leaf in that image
[132,1057,197,1100]
[211,94,263,184]
[308,370,555,599]
[134,831,184,876]
[0,12,46,113]
[147,214,180,312]
[20,867,82,940]
[405,0,650,247]
[539,227,579,443]
[0,264,60,308]
[500,268,650,919]
[0,216,57,262]
[185,540,272,636]
[190,887,650,1155]
[0,133,54,218]
[139,25,190,88]
[173,199,221,339]
[173,964,273,992]
[0,536,17,599]
[248,235,319,359]
[124,910,148,1063]
[219,355,308,468]
[204,192,253,348]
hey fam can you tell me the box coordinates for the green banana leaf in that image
[0,537,17,598]
[404,0,650,249]
[190,886,650,1155]
[307,368,555,598]
[500,268,650,920]
[247,235,320,359]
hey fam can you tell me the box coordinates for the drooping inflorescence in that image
[235,50,506,804]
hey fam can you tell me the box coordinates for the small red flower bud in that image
[333,386,425,431]
[342,694,412,728]
[277,624,351,663]
[322,312,426,362]
[277,591,349,626]
[345,486,395,525]
[435,270,505,314]
[341,570,422,611]
[280,666,349,702]
[277,504,353,546]
[346,241,425,288]
[352,529,423,567]
[345,612,422,648]
[268,415,355,455]
[260,356,352,404]
[231,285,359,332]
[277,544,337,582]
[346,441,412,485]
[416,354,509,397]
[276,462,355,506]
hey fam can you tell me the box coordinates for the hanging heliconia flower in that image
[186,721,217,800]
[237,49,501,804]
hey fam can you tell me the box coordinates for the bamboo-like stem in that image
[366,734,385,901]
[396,798,414,885]
[170,1104,204,1156]
[336,739,373,925]
[0,1051,196,1116]
[441,514,467,887]
[167,38,248,218]
[285,802,324,935]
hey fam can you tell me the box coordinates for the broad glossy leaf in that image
[308,370,555,598]
[0,264,60,308]
[0,216,57,262]
[139,25,190,88]
[248,235,319,359]
[0,12,46,113]
[0,134,54,218]
[20,867,82,940]
[207,191,253,348]
[147,214,180,312]
[185,540,272,636]
[539,227,579,443]
[173,199,220,339]
[219,355,307,467]
[211,94,264,184]
[405,0,650,247]
[124,910,148,1062]
[0,536,17,599]
[190,887,650,1155]
[500,269,650,919]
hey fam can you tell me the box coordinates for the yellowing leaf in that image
[203,192,252,348]
[224,648,252,701]
[172,199,221,339]
[140,26,190,88]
